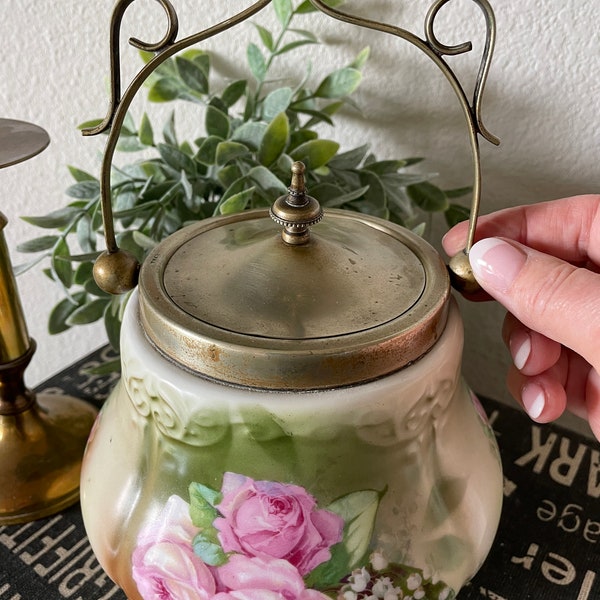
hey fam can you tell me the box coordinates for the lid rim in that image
[138,208,450,390]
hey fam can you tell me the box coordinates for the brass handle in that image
[88,0,499,295]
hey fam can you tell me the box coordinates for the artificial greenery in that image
[18,0,470,367]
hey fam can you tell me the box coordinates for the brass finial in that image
[270,162,323,245]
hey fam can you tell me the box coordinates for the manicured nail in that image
[510,330,531,370]
[469,238,527,293]
[522,383,545,419]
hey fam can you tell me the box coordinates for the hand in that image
[442,194,600,441]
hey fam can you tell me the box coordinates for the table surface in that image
[0,346,598,600]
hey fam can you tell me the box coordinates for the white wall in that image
[1,1,598,423]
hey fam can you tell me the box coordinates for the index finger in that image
[442,194,600,265]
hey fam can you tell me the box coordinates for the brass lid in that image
[139,190,450,390]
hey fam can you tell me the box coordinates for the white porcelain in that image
[81,291,502,600]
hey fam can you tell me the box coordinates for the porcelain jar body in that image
[81,292,502,600]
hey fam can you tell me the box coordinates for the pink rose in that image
[132,496,217,599]
[214,473,344,576]
[213,554,331,600]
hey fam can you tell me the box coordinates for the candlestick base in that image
[0,345,97,525]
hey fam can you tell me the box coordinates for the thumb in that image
[468,237,600,371]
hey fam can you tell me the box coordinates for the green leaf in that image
[248,166,287,195]
[48,293,86,334]
[132,230,157,250]
[362,160,408,175]
[306,489,381,588]
[296,0,344,12]
[157,143,196,174]
[196,136,222,165]
[192,535,228,567]
[407,181,449,212]
[104,298,123,351]
[205,105,231,139]
[258,111,289,166]
[231,121,267,150]
[288,28,318,42]
[76,213,96,253]
[262,87,293,122]
[66,298,109,326]
[16,236,58,253]
[77,118,103,131]
[445,186,472,199]
[321,185,370,208]
[67,166,97,182]
[247,43,267,82]
[176,56,209,94]
[139,113,154,146]
[445,203,471,228]
[147,77,182,102]
[188,482,227,566]
[221,80,247,108]
[328,144,370,170]
[65,180,101,200]
[74,261,94,285]
[315,67,362,98]
[187,50,210,78]
[21,206,80,229]
[83,358,121,375]
[290,139,339,169]
[163,111,178,146]
[350,46,371,69]
[190,481,222,512]
[289,129,318,151]
[216,141,250,165]
[273,0,293,26]
[275,39,318,56]
[253,23,274,51]
[51,239,73,288]
[218,165,244,189]
[219,187,256,215]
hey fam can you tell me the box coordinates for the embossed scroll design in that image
[87,0,499,268]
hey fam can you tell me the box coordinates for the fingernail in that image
[522,383,545,419]
[469,238,527,293]
[510,330,531,370]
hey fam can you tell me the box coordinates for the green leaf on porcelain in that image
[306,489,382,588]
[189,482,227,566]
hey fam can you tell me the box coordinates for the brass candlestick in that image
[0,118,97,525]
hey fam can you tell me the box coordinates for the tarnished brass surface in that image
[0,119,50,169]
[0,344,98,525]
[448,251,481,294]
[139,209,450,389]
[0,213,30,362]
[93,248,140,294]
